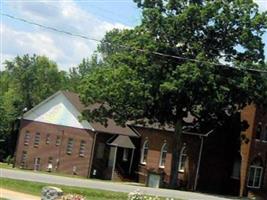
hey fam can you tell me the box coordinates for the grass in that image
[1,178,128,200]
[0,162,13,169]
[1,178,181,200]
[1,163,181,200]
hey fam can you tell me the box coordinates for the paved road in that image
[0,188,39,200]
[1,168,240,200]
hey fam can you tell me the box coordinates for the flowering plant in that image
[127,190,174,200]
[59,194,86,200]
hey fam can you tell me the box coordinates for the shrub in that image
[59,194,86,200]
[4,155,14,164]
[127,190,174,200]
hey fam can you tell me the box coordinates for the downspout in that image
[87,130,97,178]
[129,148,135,173]
[194,136,204,191]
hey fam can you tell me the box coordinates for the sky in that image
[1,0,267,71]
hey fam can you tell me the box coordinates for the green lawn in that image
[2,178,128,200]
[1,163,181,200]
[1,178,181,200]
[0,162,13,169]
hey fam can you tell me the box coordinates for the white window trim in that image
[66,138,74,155]
[79,140,86,157]
[178,146,187,172]
[140,140,149,165]
[247,165,263,189]
[24,132,30,146]
[159,143,167,168]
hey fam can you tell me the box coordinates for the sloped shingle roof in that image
[62,91,138,137]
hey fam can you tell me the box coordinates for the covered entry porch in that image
[106,135,136,181]
[90,132,139,181]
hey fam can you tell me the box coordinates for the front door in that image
[34,157,41,171]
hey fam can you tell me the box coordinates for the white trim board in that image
[23,91,94,130]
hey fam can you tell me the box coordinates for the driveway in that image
[1,168,239,200]
[0,188,39,200]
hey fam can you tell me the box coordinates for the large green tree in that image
[4,55,69,109]
[80,0,267,188]
[0,54,69,159]
[68,54,101,92]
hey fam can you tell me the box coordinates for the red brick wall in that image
[240,105,256,196]
[15,119,95,177]
[240,105,267,196]
[248,107,267,194]
[135,126,200,190]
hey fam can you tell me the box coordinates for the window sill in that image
[140,162,147,165]
[159,166,165,169]
[247,186,261,189]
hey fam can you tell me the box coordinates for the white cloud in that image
[2,0,130,71]
[254,0,267,12]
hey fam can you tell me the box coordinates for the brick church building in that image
[14,91,267,198]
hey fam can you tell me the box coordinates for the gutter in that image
[87,131,98,178]
[193,129,214,191]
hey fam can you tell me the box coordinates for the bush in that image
[4,155,14,164]
[58,194,86,200]
[127,190,174,200]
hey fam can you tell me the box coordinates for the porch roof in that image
[108,135,135,149]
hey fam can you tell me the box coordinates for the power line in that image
[91,4,140,26]
[2,12,267,73]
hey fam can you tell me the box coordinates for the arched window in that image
[255,123,262,140]
[140,140,149,164]
[159,143,168,168]
[178,146,187,172]
[247,157,263,188]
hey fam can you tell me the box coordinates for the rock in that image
[41,186,63,200]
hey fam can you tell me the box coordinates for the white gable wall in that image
[23,92,93,130]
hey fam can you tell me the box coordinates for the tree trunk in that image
[169,118,183,188]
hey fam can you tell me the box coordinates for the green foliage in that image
[4,55,68,109]
[80,65,152,125]
[80,0,267,126]
[79,0,267,186]
[68,54,102,92]
[0,54,69,159]
[2,178,128,200]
